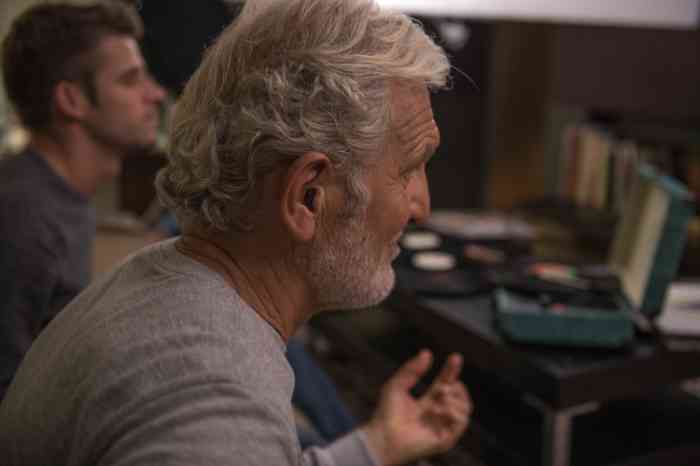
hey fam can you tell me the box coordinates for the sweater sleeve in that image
[303,430,380,466]
[73,322,379,466]
[88,377,377,466]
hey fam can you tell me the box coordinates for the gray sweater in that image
[0,239,377,466]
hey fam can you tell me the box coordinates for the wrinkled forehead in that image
[388,81,439,146]
[389,81,433,118]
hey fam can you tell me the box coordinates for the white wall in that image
[377,0,699,29]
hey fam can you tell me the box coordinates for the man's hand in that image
[361,350,472,466]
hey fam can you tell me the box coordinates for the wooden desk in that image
[385,266,700,466]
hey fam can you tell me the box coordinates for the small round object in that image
[401,231,441,250]
[412,251,457,272]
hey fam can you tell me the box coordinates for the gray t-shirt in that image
[0,240,377,466]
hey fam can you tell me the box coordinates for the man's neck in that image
[175,231,311,342]
[30,127,122,198]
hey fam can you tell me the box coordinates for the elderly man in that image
[0,1,471,465]
[0,1,165,400]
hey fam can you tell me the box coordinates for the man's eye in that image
[119,70,142,86]
[120,76,136,86]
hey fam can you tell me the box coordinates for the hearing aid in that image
[304,188,317,211]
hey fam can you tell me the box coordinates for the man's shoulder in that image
[77,243,285,354]
[0,149,42,179]
[42,250,294,406]
[0,195,55,256]
[0,150,90,243]
[0,151,55,208]
[106,248,291,378]
[0,166,56,247]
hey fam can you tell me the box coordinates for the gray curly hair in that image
[155,0,450,231]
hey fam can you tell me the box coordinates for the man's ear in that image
[281,151,331,242]
[53,81,91,121]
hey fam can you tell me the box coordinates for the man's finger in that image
[386,349,433,392]
[434,353,463,385]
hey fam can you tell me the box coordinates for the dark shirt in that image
[0,149,95,400]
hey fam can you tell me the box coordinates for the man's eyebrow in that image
[424,142,438,158]
[116,64,143,81]
[418,143,438,163]
[404,144,437,170]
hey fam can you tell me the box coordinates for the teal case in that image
[494,289,635,348]
[495,164,695,348]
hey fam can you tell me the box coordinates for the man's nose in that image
[147,79,166,103]
[409,169,431,224]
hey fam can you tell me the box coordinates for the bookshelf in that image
[551,119,699,213]
[480,21,700,274]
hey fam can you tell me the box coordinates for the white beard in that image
[297,207,395,311]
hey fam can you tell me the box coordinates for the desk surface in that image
[387,274,700,410]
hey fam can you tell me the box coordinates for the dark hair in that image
[2,1,143,130]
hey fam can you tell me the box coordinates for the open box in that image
[494,164,696,348]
